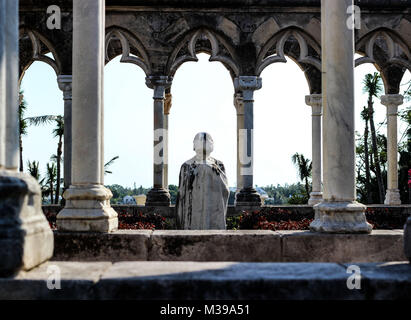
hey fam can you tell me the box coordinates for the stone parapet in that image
[52,229,407,263]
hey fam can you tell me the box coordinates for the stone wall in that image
[42,205,411,230]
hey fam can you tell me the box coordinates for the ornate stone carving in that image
[166,29,239,77]
[256,29,321,76]
[356,30,411,71]
[105,28,151,75]
[24,30,61,75]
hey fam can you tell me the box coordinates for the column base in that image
[235,187,262,207]
[310,201,372,234]
[404,217,411,263]
[384,189,402,205]
[308,191,323,205]
[0,170,54,277]
[57,184,118,232]
[145,187,171,207]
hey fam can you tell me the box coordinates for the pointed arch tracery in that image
[19,28,61,84]
[105,27,152,76]
[166,28,239,79]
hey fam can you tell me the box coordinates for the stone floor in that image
[1,261,410,300]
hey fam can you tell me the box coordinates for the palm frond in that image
[25,115,57,126]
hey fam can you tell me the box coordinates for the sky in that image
[20,53,410,189]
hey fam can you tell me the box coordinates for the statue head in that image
[193,132,214,160]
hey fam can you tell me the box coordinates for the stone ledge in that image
[52,230,406,263]
[1,261,410,300]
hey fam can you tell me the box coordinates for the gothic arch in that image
[256,28,322,94]
[356,28,411,93]
[105,27,152,76]
[18,28,61,85]
[165,28,240,79]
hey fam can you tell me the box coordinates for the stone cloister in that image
[0,0,411,298]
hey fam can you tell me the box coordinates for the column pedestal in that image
[57,184,118,232]
[0,171,54,276]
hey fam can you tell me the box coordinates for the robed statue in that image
[176,133,229,230]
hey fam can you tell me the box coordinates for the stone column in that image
[381,94,403,205]
[310,0,371,233]
[234,93,244,192]
[57,75,72,191]
[57,0,118,232]
[145,76,172,207]
[305,94,323,205]
[163,92,172,190]
[234,76,262,207]
[0,0,53,276]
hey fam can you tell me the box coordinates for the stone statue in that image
[176,133,229,230]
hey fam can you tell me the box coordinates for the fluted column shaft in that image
[381,94,403,205]
[305,94,323,205]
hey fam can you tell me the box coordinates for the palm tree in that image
[361,106,372,203]
[291,153,312,197]
[27,160,41,181]
[27,160,48,201]
[104,156,119,175]
[363,72,385,203]
[52,116,64,204]
[46,162,57,204]
[19,91,57,172]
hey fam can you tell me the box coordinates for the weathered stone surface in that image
[0,261,111,300]
[176,133,229,230]
[311,202,372,234]
[149,230,281,261]
[95,261,362,300]
[52,230,151,261]
[0,171,54,277]
[3,261,411,300]
[343,262,411,299]
[282,230,406,262]
[51,229,407,263]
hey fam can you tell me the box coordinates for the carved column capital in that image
[305,94,322,116]
[57,75,73,100]
[234,76,262,101]
[381,94,403,116]
[146,75,173,99]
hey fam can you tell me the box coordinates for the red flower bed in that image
[239,210,313,230]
